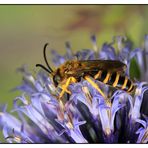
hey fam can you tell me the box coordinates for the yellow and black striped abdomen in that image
[94,70,135,93]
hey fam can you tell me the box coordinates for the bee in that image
[36,43,136,99]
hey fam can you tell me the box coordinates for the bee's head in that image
[53,69,62,87]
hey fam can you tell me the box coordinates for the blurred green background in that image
[0,5,148,109]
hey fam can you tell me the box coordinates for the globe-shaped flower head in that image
[0,35,148,143]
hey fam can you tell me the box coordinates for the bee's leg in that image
[59,86,71,94]
[59,77,77,99]
[84,75,107,100]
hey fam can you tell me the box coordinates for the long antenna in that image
[36,64,52,73]
[43,43,53,73]
[36,43,53,73]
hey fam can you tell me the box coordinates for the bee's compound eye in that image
[56,75,61,82]
[53,75,61,87]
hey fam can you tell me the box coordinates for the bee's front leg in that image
[59,77,77,99]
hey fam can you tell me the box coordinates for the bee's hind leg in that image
[84,75,109,102]
[59,77,77,99]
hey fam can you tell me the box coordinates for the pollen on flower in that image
[66,122,73,129]
[82,86,92,105]
[105,99,112,107]
[12,136,21,143]
[105,127,111,136]
[135,87,142,96]
[141,129,148,143]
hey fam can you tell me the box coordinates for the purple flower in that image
[136,116,148,143]
[0,35,148,143]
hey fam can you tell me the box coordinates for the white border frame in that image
[0,0,147,4]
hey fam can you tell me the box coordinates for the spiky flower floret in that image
[0,36,148,143]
